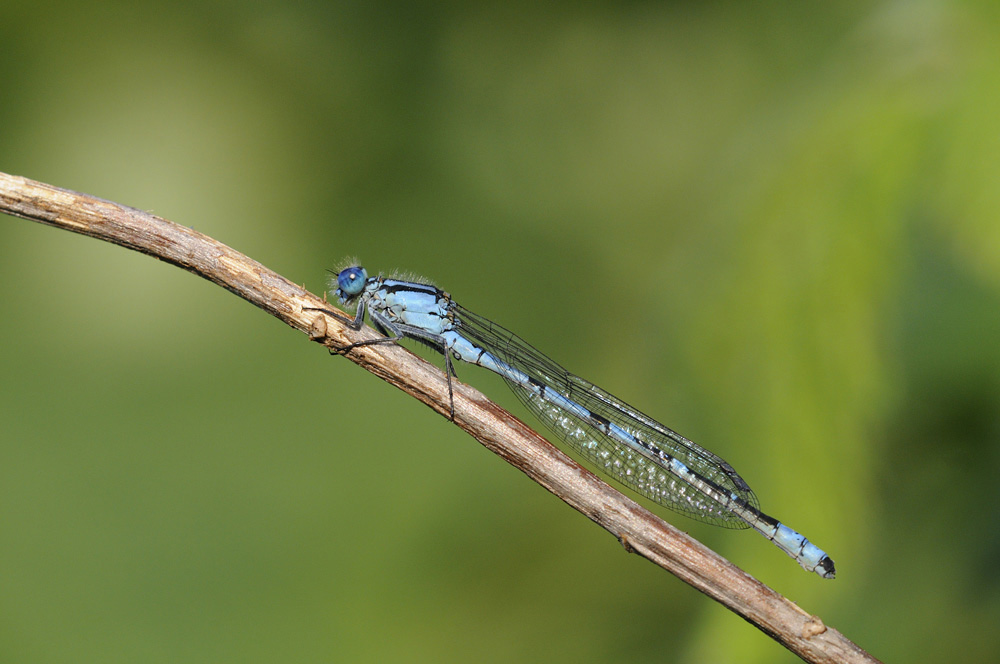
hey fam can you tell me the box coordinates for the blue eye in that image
[337,266,368,297]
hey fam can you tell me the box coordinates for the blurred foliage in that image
[2,1,1000,662]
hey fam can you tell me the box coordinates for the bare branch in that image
[0,171,879,664]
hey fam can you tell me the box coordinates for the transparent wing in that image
[453,304,759,528]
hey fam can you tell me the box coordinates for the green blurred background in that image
[2,2,999,662]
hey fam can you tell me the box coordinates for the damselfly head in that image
[334,266,368,302]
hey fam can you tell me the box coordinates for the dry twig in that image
[0,171,879,664]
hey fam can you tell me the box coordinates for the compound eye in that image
[337,266,368,296]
